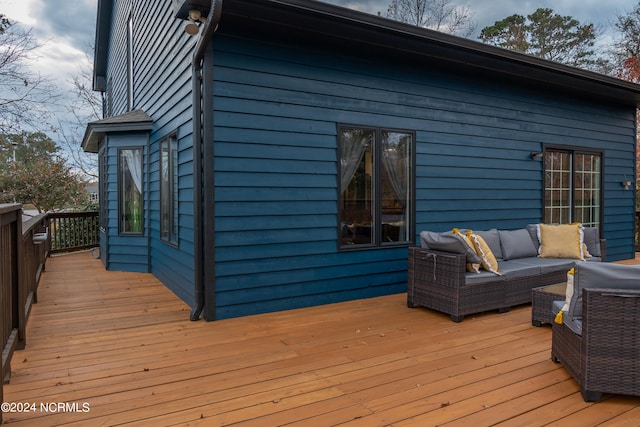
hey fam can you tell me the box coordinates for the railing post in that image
[1,204,23,423]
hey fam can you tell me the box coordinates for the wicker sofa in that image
[407,225,605,322]
[551,262,640,401]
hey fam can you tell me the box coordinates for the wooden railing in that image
[48,211,99,254]
[1,207,98,422]
[1,204,24,421]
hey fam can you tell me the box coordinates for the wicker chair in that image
[552,287,640,402]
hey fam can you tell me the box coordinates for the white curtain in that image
[340,130,370,190]
[123,149,143,194]
[381,133,408,206]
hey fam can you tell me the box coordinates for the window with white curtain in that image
[119,148,143,234]
[338,125,414,248]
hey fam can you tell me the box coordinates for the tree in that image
[612,3,640,83]
[56,54,101,180]
[0,15,60,134]
[479,8,598,69]
[0,132,83,212]
[386,0,476,37]
[0,132,56,164]
[611,3,640,214]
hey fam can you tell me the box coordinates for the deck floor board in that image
[3,251,640,426]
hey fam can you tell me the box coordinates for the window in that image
[544,149,601,227]
[119,148,143,234]
[338,125,414,248]
[160,134,178,244]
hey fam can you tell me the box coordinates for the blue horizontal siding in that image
[210,30,636,319]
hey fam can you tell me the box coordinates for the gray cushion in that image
[464,270,505,285]
[475,229,502,260]
[515,257,575,275]
[583,226,601,257]
[569,262,640,321]
[526,224,540,251]
[565,317,583,336]
[420,231,481,264]
[499,229,538,260]
[497,259,540,279]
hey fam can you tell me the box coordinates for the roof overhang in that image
[81,109,153,153]
[93,0,113,92]
[173,0,212,20]
[217,0,640,108]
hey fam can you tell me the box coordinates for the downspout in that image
[190,0,222,321]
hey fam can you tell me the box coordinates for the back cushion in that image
[475,229,502,260]
[569,262,640,320]
[499,228,538,260]
[582,226,601,257]
[419,231,481,264]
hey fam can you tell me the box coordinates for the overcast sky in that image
[0,0,637,132]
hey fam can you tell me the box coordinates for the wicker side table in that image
[531,282,566,327]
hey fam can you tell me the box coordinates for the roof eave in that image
[93,0,113,92]
[222,0,640,107]
[81,110,153,153]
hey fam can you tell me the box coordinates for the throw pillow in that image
[538,223,584,261]
[498,228,538,260]
[554,267,574,324]
[475,229,503,260]
[453,228,480,273]
[468,231,501,275]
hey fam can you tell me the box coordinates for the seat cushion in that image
[497,259,541,279]
[511,257,575,276]
[464,270,506,285]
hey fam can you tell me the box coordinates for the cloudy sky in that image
[1,0,97,92]
[0,0,637,132]
[326,0,636,37]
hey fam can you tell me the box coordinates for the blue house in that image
[82,0,640,321]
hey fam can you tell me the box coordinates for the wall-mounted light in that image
[184,9,206,36]
[622,180,632,191]
[530,152,543,160]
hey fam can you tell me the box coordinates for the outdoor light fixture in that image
[184,9,206,35]
[622,180,632,191]
[530,152,544,160]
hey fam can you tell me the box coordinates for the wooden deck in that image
[2,251,640,426]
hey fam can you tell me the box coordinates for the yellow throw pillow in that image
[452,228,480,273]
[539,223,584,261]
[468,231,501,275]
